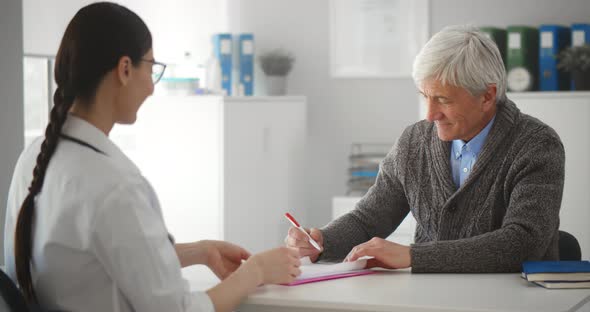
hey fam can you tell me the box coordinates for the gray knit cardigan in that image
[320,99,565,273]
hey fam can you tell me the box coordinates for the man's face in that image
[419,78,496,142]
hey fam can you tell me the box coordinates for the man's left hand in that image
[344,237,411,269]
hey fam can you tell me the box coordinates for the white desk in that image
[183,265,590,312]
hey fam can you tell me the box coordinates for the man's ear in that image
[116,56,132,86]
[481,84,497,112]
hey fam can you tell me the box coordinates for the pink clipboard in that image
[283,269,376,286]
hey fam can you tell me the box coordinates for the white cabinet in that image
[510,91,590,257]
[332,196,416,245]
[111,96,307,254]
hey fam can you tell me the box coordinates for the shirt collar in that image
[61,114,141,175]
[452,115,496,160]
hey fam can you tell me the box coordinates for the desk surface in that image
[182,266,590,312]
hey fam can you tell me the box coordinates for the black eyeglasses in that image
[141,59,167,84]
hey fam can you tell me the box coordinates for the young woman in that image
[3,3,300,312]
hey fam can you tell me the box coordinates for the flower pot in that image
[266,75,287,96]
[572,69,590,91]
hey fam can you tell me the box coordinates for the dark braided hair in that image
[14,2,152,302]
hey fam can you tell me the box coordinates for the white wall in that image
[23,0,227,64]
[430,0,590,32]
[0,0,24,265]
[227,0,420,228]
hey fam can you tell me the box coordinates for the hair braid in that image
[14,86,75,302]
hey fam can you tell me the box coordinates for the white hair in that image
[412,25,507,104]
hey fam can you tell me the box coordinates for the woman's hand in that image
[206,246,301,312]
[243,247,301,285]
[204,240,251,279]
[175,240,251,279]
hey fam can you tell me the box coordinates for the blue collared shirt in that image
[451,116,496,188]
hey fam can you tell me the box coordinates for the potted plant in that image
[258,49,295,95]
[557,45,590,90]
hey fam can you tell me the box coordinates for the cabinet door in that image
[224,98,306,253]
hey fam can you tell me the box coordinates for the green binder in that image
[506,26,539,92]
[479,27,507,69]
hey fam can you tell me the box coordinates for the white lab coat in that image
[4,115,214,312]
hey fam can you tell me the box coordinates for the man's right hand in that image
[285,227,324,262]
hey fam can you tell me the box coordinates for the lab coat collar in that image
[61,114,141,175]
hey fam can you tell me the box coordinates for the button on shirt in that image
[451,116,495,188]
[3,116,214,312]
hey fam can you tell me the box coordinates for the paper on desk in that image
[284,256,375,286]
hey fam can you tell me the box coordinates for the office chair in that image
[0,268,29,312]
[558,230,582,261]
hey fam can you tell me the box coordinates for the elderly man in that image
[286,25,565,273]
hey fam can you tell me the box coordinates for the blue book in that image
[522,260,590,282]
[539,25,570,91]
[238,34,254,96]
[212,33,233,95]
[533,280,590,289]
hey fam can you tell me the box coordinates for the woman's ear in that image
[116,56,132,86]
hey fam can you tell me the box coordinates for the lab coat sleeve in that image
[91,181,214,312]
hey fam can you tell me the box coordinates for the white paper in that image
[508,33,521,49]
[242,40,254,55]
[220,39,231,54]
[573,30,585,47]
[541,32,553,48]
[297,256,368,280]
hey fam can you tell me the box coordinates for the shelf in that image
[507,91,590,100]
[150,95,307,102]
[223,95,307,102]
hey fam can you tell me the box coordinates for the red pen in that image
[285,212,322,251]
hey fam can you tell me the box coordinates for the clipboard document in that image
[286,257,375,286]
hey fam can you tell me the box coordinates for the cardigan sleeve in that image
[319,128,413,261]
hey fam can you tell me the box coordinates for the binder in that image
[479,27,507,69]
[571,23,590,47]
[570,24,590,90]
[237,34,255,96]
[539,25,571,91]
[212,33,233,95]
[506,26,539,92]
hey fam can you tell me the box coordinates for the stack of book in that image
[346,143,390,196]
[521,260,590,289]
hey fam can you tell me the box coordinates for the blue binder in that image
[212,33,233,95]
[238,34,254,96]
[570,24,590,90]
[539,25,571,91]
[571,23,590,46]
